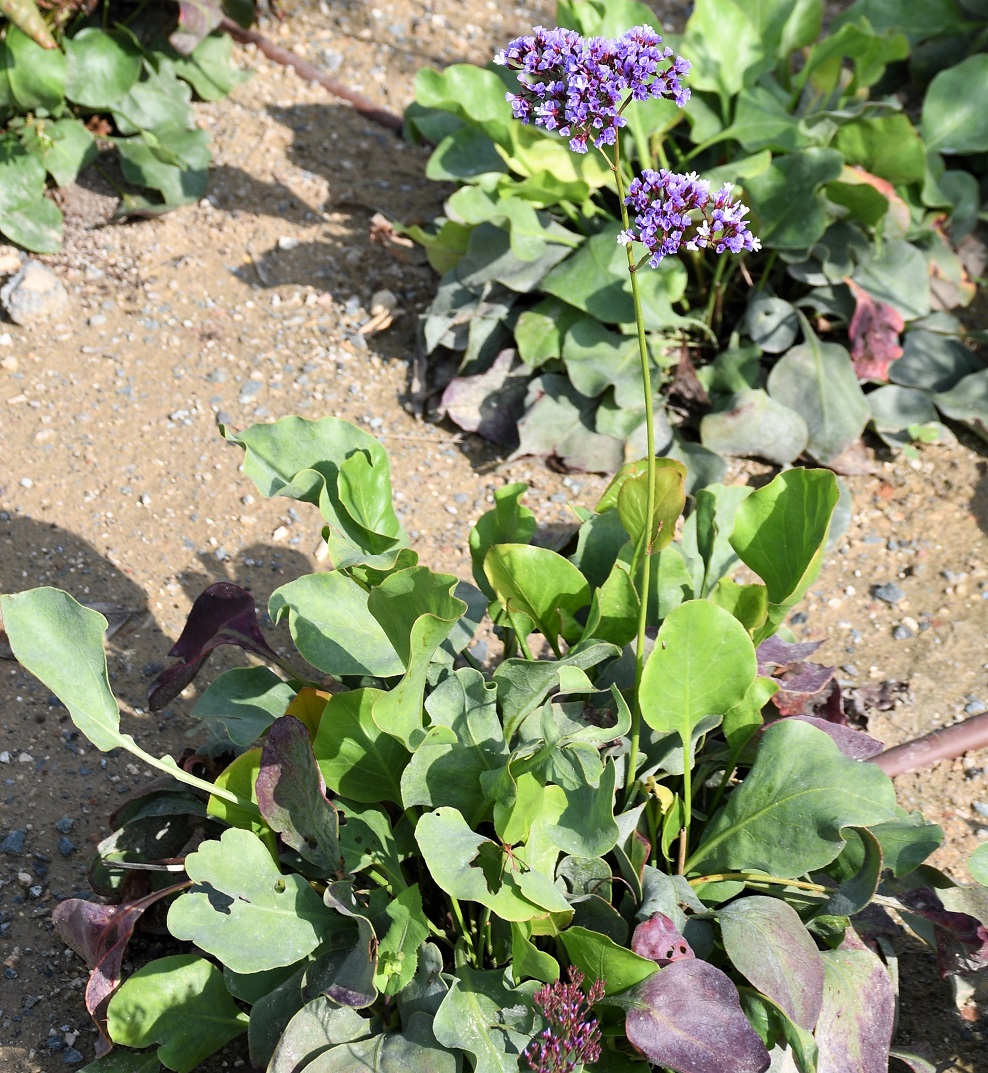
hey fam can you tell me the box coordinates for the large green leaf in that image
[728,468,838,639]
[922,53,988,154]
[851,239,931,321]
[6,26,65,112]
[116,128,209,207]
[169,32,252,101]
[639,601,757,748]
[559,925,657,996]
[682,0,767,98]
[433,967,539,1073]
[64,28,142,109]
[935,368,988,442]
[167,827,335,973]
[766,329,870,464]
[267,998,371,1073]
[468,481,536,596]
[415,63,514,147]
[269,572,402,678]
[484,543,590,650]
[688,720,898,877]
[39,117,97,187]
[0,194,62,253]
[400,668,508,826]
[834,114,926,187]
[314,688,408,805]
[743,149,844,250]
[192,666,296,747]
[0,134,45,215]
[106,955,248,1073]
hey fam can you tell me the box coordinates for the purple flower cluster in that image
[524,967,605,1073]
[495,25,690,154]
[618,168,761,266]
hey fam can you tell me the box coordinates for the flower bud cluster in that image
[618,168,761,266]
[495,25,690,154]
[524,966,605,1073]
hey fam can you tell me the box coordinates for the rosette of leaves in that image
[404,0,988,476]
[3,413,988,1072]
[0,0,253,251]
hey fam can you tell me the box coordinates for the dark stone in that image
[873,582,905,604]
[0,829,26,854]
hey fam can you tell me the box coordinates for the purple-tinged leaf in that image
[756,636,824,672]
[304,883,379,1009]
[815,940,895,1073]
[894,886,988,976]
[848,278,905,383]
[53,883,188,1054]
[440,348,529,446]
[170,0,224,55]
[624,960,770,1073]
[631,913,695,966]
[257,716,344,879]
[889,1049,937,1073]
[791,716,885,759]
[717,895,824,1031]
[773,662,835,702]
[148,583,278,710]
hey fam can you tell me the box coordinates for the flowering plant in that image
[407,0,988,476]
[3,10,988,1073]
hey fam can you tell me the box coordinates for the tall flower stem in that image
[610,138,656,807]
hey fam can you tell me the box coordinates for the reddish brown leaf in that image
[846,278,905,382]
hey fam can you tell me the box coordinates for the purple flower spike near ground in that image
[495,25,690,153]
[524,966,606,1073]
[619,168,761,266]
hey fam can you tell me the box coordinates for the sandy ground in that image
[0,1,986,1069]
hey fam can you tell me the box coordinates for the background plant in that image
[404,0,988,480]
[3,413,988,1073]
[0,0,254,251]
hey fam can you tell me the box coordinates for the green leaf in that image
[116,128,209,207]
[922,53,988,153]
[5,26,64,112]
[718,895,825,1029]
[428,126,507,182]
[640,600,757,747]
[851,240,931,321]
[682,0,767,98]
[64,28,142,109]
[744,149,844,250]
[170,32,252,101]
[515,298,581,369]
[39,117,97,187]
[719,85,818,153]
[106,955,248,1073]
[510,921,560,983]
[484,544,591,650]
[415,63,513,147]
[167,827,335,972]
[306,1013,459,1072]
[0,134,45,214]
[559,925,657,996]
[708,579,769,635]
[269,572,402,678]
[396,941,449,1022]
[700,389,809,466]
[375,884,431,996]
[416,806,570,920]
[797,20,908,94]
[542,222,687,329]
[267,998,371,1073]
[433,967,539,1073]
[934,368,988,442]
[222,416,407,571]
[616,461,687,554]
[192,666,296,747]
[970,843,988,886]
[337,799,409,892]
[834,114,926,186]
[1,588,123,751]
[0,194,62,253]
[369,567,467,748]
[728,468,839,640]
[314,688,407,805]
[562,316,643,408]
[680,482,752,596]
[688,720,898,877]
[766,332,870,465]
[469,481,536,596]
[867,812,943,877]
[400,668,508,826]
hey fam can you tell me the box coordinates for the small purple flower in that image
[524,966,605,1073]
[618,168,761,266]
[495,25,690,154]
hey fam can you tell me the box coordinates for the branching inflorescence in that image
[524,967,605,1073]
[495,25,690,154]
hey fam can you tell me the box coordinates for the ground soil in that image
[0,1,986,1070]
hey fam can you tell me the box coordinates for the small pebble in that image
[873,582,905,604]
[57,838,76,858]
[54,817,74,834]
[965,700,987,716]
[789,611,808,625]
[892,625,914,640]
[972,802,988,819]
[63,1047,85,1065]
